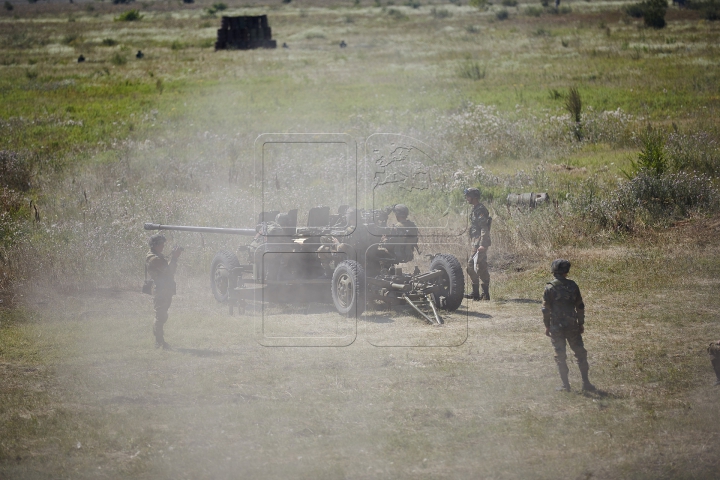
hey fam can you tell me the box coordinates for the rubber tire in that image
[331,260,366,317]
[210,250,241,303]
[429,253,465,312]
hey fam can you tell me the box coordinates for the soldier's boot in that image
[712,358,720,386]
[464,284,481,301]
[153,322,171,350]
[556,362,571,392]
[479,284,490,301]
[579,362,596,392]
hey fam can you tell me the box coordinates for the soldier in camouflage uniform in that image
[542,259,596,392]
[463,187,491,301]
[146,234,183,349]
[708,340,720,386]
[384,204,418,263]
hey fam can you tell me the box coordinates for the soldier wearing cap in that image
[542,259,596,392]
[146,234,183,349]
[708,340,720,386]
[463,187,492,301]
[386,204,418,263]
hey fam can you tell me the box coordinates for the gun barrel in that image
[144,223,257,236]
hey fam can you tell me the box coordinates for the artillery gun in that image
[144,206,465,324]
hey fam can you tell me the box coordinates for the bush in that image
[501,0,517,5]
[4,1,13,11]
[666,130,720,176]
[624,3,645,17]
[115,9,143,21]
[405,0,421,7]
[496,9,509,19]
[458,61,486,80]
[0,151,32,192]
[110,52,127,65]
[643,0,667,28]
[633,125,667,175]
[565,86,582,141]
[431,7,452,18]
[574,171,720,233]
[469,0,487,7]
[525,6,543,16]
[101,38,118,46]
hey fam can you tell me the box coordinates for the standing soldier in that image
[709,340,720,386]
[542,259,596,392]
[386,204,418,263]
[146,234,183,349]
[463,187,491,301]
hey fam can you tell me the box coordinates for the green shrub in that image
[666,130,720,176]
[458,61,486,80]
[115,9,143,21]
[633,125,667,175]
[525,6,543,16]
[212,2,227,10]
[431,7,452,18]
[624,3,645,17]
[388,8,408,19]
[405,0,421,7]
[565,86,582,140]
[0,151,33,192]
[643,0,667,28]
[501,0,517,6]
[102,38,118,46]
[62,33,82,46]
[581,171,720,232]
[469,0,488,8]
[110,52,127,65]
[496,9,509,19]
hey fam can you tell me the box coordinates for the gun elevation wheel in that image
[429,253,465,312]
[331,260,366,317]
[210,250,241,303]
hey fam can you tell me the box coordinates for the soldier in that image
[463,187,491,301]
[384,204,418,263]
[542,259,596,392]
[709,340,720,386]
[146,234,183,349]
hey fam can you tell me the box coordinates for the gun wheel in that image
[429,253,465,312]
[210,251,241,303]
[331,260,366,317]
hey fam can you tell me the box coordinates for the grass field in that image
[2,0,720,477]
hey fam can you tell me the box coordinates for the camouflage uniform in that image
[385,217,418,264]
[467,201,492,298]
[542,259,595,392]
[708,340,720,386]
[146,247,178,348]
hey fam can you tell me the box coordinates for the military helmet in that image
[551,259,571,274]
[148,234,167,247]
[393,204,409,218]
[464,187,481,198]
[275,213,290,227]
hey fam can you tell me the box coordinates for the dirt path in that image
[2,272,719,479]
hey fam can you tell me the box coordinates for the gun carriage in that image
[144,206,464,324]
